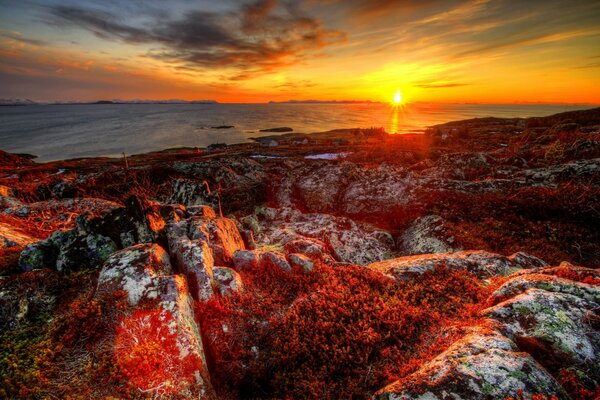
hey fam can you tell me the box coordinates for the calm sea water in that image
[0,103,595,162]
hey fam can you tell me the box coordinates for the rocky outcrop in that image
[189,217,245,265]
[399,215,457,255]
[253,207,394,265]
[377,326,566,400]
[96,243,216,398]
[212,267,243,296]
[17,196,160,272]
[366,250,538,281]
[377,261,599,399]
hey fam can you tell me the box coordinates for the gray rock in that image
[260,251,291,272]
[288,253,314,271]
[399,215,457,255]
[212,266,243,296]
[366,250,519,282]
[483,288,600,380]
[232,250,260,271]
[377,326,566,399]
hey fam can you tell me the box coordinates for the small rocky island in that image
[1,108,599,399]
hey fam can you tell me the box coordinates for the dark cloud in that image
[47,0,346,80]
[0,31,47,46]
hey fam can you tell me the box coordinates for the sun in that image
[393,90,403,105]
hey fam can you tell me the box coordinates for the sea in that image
[0,103,596,162]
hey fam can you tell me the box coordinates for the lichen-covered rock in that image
[283,238,327,257]
[260,251,291,272]
[366,250,520,281]
[55,233,118,272]
[189,217,245,265]
[255,207,394,265]
[97,243,173,305]
[288,253,314,271]
[489,273,600,305]
[212,266,243,296]
[508,252,548,269]
[96,244,215,398]
[166,221,214,302]
[377,326,566,400]
[232,249,260,271]
[399,215,457,255]
[483,288,600,380]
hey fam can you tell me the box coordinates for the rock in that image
[55,233,118,272]
[187,205,217,218]
[508,252,548,269]
[189,217,245,266]
[18,240,57,271]
[212,267,243,296]
[284,238,327,257]
[489,273,600,305]
[232,250,260,271]
[377,326,566,399]
[0,222,37,248]
[254,208,394,265]
[288,253,314,271]
[260,251,291,272]
[429,152,492,180]
[166,221,214,302]
[399,215,457,255]
[97,243,173,305]
[96,244,215,398]
[483,288,600,381]
[366,250,521,282]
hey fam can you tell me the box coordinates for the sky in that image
[0,0,599,103]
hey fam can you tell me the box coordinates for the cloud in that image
[0,31,47,46]
[416,82,469,89]
[47,0,346,80]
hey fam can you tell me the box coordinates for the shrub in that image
[197,263,495,399]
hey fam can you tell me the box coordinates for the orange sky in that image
[1,0,599,103]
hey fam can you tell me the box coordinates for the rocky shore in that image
[1,107,599,399]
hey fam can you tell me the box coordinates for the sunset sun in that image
[393,90,403,105]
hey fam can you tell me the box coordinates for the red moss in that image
[197,263,496,398]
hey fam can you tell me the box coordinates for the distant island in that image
[268,100,381,104]
[0,98,218,106]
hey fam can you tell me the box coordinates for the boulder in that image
[97,243,173,305]
[96,244,215,398]
[288,253,314,272]
[254,208,395,265]
[232,250,260,271]
[489,273,600,305]
[189,217,245,265]
[260,251,291,272]
[166,221,214,302]
[366,250,526,282]
[483,288,600,379]
[212,267,243,296]
[377,326,566,399]
[399,215,457,255]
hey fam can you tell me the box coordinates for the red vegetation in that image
[115,309,202,395]
[197,262,497,399]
